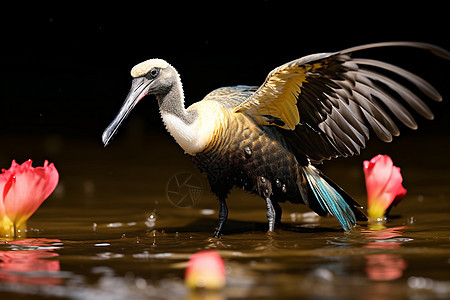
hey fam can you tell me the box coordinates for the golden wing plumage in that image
[234,52,334,129]
[234,42,449,162]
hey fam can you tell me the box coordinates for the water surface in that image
[0,134,449,299]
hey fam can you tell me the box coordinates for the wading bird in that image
[102,42,449,237]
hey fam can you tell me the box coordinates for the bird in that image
[102,41,449,237]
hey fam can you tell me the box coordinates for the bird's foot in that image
[213,230,222,239]
[213,197,228,239]
[265,230,277,237]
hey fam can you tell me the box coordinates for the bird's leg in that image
[273,200,282,226]
[265,197,276,232]
[214,197,228,238]
[258,176,276,233]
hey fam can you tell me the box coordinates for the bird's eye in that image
[147,68,160,79]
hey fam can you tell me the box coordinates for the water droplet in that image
[148,229,161,237]
[276,179,281,188]
[260,176,266,183]
[244,146,252,156]
[145,211,158,228]
[282,184,287,193]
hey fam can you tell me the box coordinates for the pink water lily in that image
[363,155,407,220]
[0,160,59,238]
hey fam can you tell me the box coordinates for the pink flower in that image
[0,160,59,238]
[363,155,407,219]
[185,250,226,289]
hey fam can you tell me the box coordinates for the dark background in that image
[1,2,449,163]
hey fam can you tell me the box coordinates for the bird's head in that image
[102,58,176,146]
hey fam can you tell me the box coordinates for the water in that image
[0,133,449,299]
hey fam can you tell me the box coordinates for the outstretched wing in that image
[234,42,449,163]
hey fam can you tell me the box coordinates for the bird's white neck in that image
[158,76,216,155]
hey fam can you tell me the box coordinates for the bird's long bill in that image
[102,78,148,146]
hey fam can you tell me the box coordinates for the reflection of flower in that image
[363,226,408,281]
[0,160,59,238]
[0,238,61,285]
[365,254,407,281]
[185,250,226,290]
[362,226,407,241]
[363,155,407,220]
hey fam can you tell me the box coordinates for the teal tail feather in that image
[302,165,366,231]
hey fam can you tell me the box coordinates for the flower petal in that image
[383,166,405,202]
[0,172,12,217]
[364,155,394,204]
[364,155,407,218]
[2,160,59,227]
[385,167,407,211]
[33,161,59,200]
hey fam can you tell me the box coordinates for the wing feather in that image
[353,58,443,101]
[328,93,370,139]
[327,106,366,149]
[355,69,435,120]
[354,81,418,129]
[233,42,448,162]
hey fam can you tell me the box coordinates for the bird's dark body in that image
[190,112,305,209]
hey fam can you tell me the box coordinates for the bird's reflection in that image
[0,238,61,285]
[362,226,408,281]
